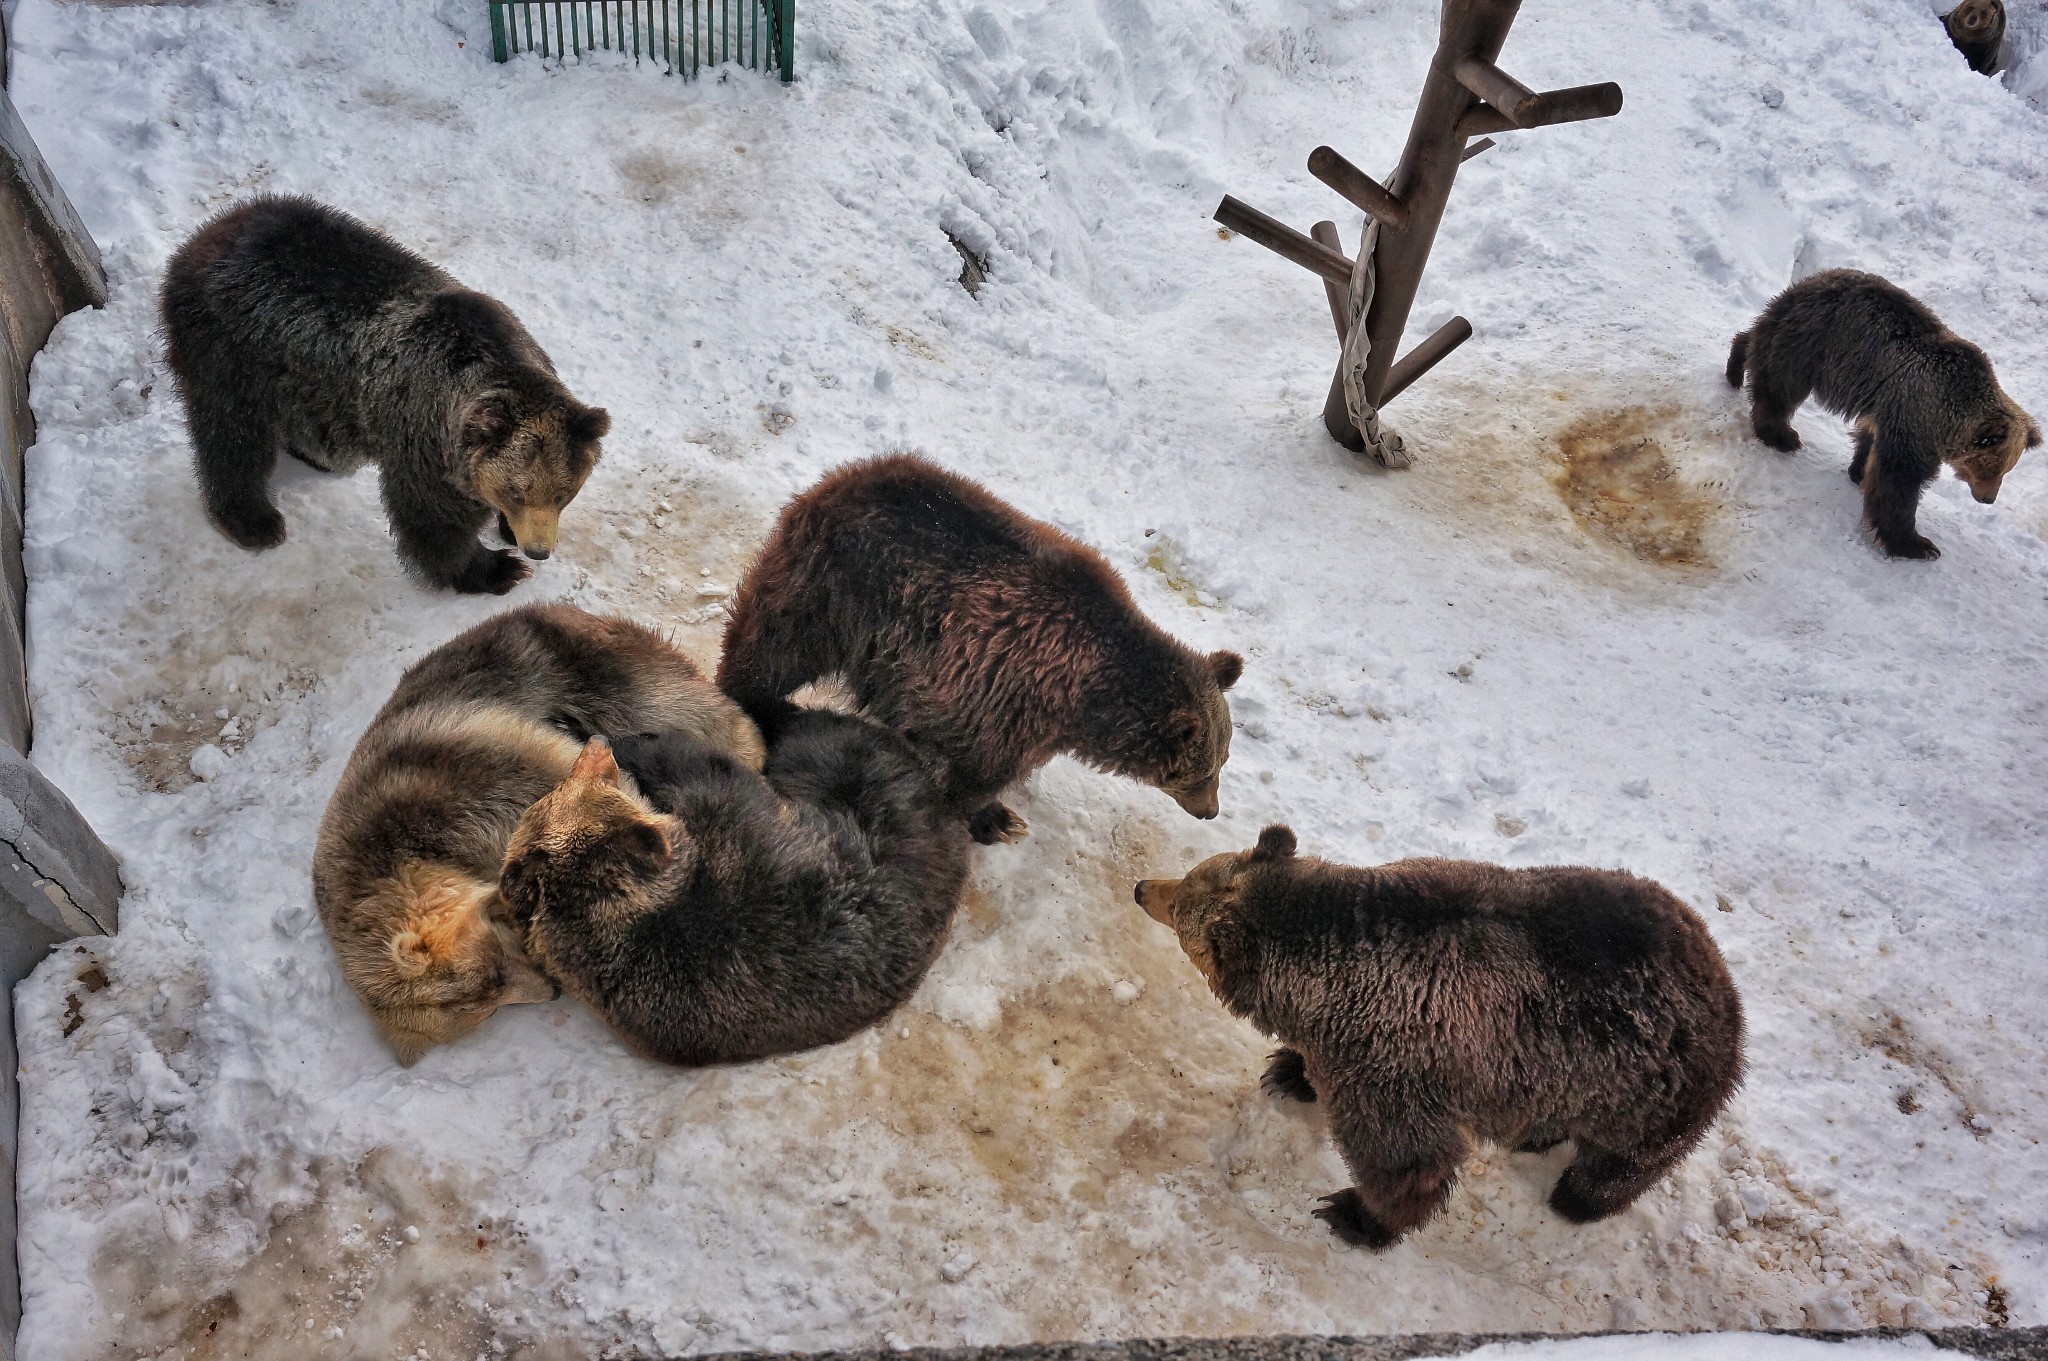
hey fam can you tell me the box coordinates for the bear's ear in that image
[1207,651,1243,692]
[2028,421,2043,450]
[570,737,621,788]
[570,404,612,444]
[608,819,671,878]
[1251,824,1297,862]
[462,393,517,451]
[387,929,435,979]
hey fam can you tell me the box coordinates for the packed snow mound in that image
[7,0,2048,1355]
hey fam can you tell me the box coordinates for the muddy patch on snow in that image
[91,1149,577,1360]
[1550,406,1721,567]
[1390,382,1746,588]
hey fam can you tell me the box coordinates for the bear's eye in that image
[1974,432,2002,449]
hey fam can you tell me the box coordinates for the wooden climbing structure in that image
[1216,0,1622,464]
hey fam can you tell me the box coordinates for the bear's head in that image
[1946,395,2039,505]
[1104,648,1242,820]
[1134,823,1294,999]
[498,737,683,929]
[349,861,557,1066]
[461,385,611,562]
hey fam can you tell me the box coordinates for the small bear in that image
[1727,269,2039,560]
[718,453,1243,844]
[1136,826,1744,1249]
[314,604,763,1064]
[162,196,611,593]
[496,711,970,1066]
[1944,0,2004,74]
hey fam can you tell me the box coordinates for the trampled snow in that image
[5,0,2048,1355]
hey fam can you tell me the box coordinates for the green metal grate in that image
[489,1,794,82]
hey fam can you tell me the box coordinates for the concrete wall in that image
[0,18,122,1358]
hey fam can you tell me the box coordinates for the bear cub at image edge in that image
[1727,268,2038,561]
[162,196,610,594]
[718,453,1243,845]
[313,603,764,1065]
[497,711,970,1066]
[1136,826,1744,1250]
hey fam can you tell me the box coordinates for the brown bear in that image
[161,196,610,593]
[313,604,763,1064]
[1136,826,1744,1249]
[717,453,1243,844]
[496,712,969,1066]
[1944,0,2004,74]
[1727,269,2039,560]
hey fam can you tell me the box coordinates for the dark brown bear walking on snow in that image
[1727,269,2038,560]
[162,196,610,593]
[1136,827,1744,1249]
[718,454,1244,844]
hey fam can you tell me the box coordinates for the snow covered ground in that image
[6,0,2048,1355]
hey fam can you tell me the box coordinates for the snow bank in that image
[5,0,2047,1354]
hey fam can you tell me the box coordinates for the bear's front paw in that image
[212,503,288,551]
[452,548,534,595]
[968,802,1028,845]
[1261,1048,1317,1103]
[1881,534,1940,561]
[1755,425,1802,453]
[1313,1189,1396,1250]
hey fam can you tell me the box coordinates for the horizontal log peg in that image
[1453,56,1541,126]
[1309,221,1350,341]
[1461,137,1497,162]
[1213,195,1354,287]
[1521,81,1624,127]
[1457,81,1623,137]
[1381,316,1473,405]
[1306,146,1411,229]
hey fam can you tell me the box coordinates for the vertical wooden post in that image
[1323,0,1522,448]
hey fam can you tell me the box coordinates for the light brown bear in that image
[1136,826,1744,1249]
[313,604,763,1063]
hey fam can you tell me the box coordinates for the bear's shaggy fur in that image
[1727,269,2039,560]
[1944,0,2004,74]
[313,604,763,1064]
[717,453,1243,844]
[162,196,611,593]
[1136,826,1744,1249]
[496,712,970,1066]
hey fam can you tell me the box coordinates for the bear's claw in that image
[1313,1189,1396,1250]
[1261,1048,1317,1103]
[968,803,1028,845]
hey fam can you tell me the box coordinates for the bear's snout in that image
[1134,879,1177,926]
[523,544,552,561]
[1971,482,2000,504]
[1170,776,1221,820]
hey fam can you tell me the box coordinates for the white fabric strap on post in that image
[1339,217,1410,469]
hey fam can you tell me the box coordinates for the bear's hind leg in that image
[186,390,287,550]
[1261,1047,1317,1103]
[1747,366,1808,453]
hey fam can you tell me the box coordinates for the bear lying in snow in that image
[1136,826,1744,1249]
[313,604,762,1065]
[717,453,1243,845]
[496,713,969,1066]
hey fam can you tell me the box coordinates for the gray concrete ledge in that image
[702,1330,2048,1361]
